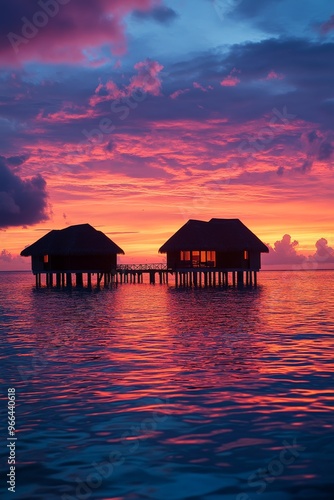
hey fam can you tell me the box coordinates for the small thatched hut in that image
[21,223,124,287]
[159,218,268,286]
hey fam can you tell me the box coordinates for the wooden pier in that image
[33,264,258,288]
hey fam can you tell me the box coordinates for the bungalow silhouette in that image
[20,223,124,287]
[159,218,269,286]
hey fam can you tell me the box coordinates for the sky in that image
[0,0,334,270]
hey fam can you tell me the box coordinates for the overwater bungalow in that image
[20,223,124,287]
[159,218,269,286]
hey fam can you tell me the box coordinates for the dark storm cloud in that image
[133,6,178,24]
[0,156,49,228]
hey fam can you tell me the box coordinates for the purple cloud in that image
[0,156,49,228]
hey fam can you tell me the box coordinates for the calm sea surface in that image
[1,271,334,500]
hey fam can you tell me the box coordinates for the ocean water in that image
[1,270,334,500]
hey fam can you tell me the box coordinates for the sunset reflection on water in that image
[1,271,334,499]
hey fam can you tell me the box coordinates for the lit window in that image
[207,251,216,262]
[44,255,49,263]
[192,251,200,265]
[181,251,190,261]
[244,250,249,260]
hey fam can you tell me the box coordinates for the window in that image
[192,251,200,266]
[206,250,216,267]
[195,251,216,266]
[43,255,49,263]
[180,251,190,261]
[207,251,216,262]
[180,250,216,266]
[244,250,249,260]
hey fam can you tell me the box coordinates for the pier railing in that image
[117,263,167,271]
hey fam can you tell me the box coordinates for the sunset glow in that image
[1,0,334,270]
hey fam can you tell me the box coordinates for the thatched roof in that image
[159,219,269,253]
[20,224,125,256]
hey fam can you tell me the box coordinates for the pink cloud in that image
[266,70,284,80]
[89,81,124,107]
[90,59,164,106]
[128,59,164,96]
[170,88,190,99]
[310,238,334,263]
[263,235,306,265]
[0,250,29,271]
[193,82,213,92]
[37,103,99,123]
[221,68,241,87]
[263,236,334,268]
[2,0,161,66]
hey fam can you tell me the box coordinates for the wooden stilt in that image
[237,271,243,286]
[66,273,72,287]
[76,273,83,287]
